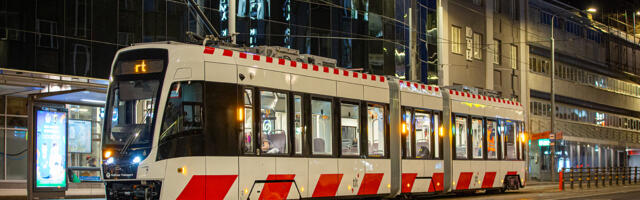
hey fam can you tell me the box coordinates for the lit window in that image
[415,111,432,159]
[294,95,303,155]
[404,110,413,158]
[451,26,462,54]
[312,99,332,155]
[341,103,360,156]
[368,104,386,157]
[260,91,289,154]
[242,89,254,154]
[455,116,468,159]
[473,33,482,60]
[493,39,501,64]
[471,118,484,159]
[511,45,518,69]
[487,120,498,159]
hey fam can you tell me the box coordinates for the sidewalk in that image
[0,181,105,200]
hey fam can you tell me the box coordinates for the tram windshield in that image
[102,49,167,157]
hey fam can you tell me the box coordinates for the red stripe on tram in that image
[312,174,343,197]
[259,174,296,200]
[456,172,474,190]
[177,175,238,200]
[428,172,444,192]
[357,173,384,195]
[401,173,418,193]
[482,172,497,188]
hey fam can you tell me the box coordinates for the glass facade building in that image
[0,0,438,81]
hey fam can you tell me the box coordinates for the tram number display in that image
[34,109,68,191]
[114,59,164,75]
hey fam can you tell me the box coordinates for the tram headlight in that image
[132,156,142,164]
[106,157,115,165]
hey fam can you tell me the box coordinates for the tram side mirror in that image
[239,73,245,81]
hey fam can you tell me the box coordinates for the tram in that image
[101,42,526,199]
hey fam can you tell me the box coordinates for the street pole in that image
[550,15,557,182]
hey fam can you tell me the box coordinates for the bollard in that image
[570,168,574,189]
[627,167,632,185]
[594,168,598,188]
[628,167,632,185]
[633,167,638,184]
[587,167,591,189]
[616,167,620,185]
[624,167,627,185]
[579,168,583,189]
[559,168,564,191]
[609,167,613,186]
[603,168,607,187]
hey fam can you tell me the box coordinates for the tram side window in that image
[415,111,432,159]
[504,120,517,160]
[341,103,360,156]
[312,99,333,155]
[518,121,525,160]
[260,91,289,154]
[294,95,303,155]
[242,89,254,154]
[471,118,484,159]
[455,116,468,159]
[368,104,386,157]
[434,113,441,159]
[403,110,413,158]
[158,82,204,160]
[487,120,498,159]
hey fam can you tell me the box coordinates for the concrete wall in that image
[528,72,640,113]
[445,0,525,100]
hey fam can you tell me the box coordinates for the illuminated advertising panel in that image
[68,120,92,153]
[34,109,68,190]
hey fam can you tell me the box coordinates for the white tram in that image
[101,42,526,199]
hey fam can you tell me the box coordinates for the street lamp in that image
[587,8,597,13]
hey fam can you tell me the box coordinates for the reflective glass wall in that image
[0,0,438,82]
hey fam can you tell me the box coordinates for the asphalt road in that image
[563,190,640,200]
[425,184,640,200]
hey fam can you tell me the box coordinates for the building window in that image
[471,118,484,159]
[368,104,386,157]
[341,102,360,156]
[511,44,518,69]
[312,99,333,155]
[415,111,432,159]
[473,33,482,60]
[455,116,468,159]
[451,26,462,54]
[493,39,501,64]
[260,91,289,155]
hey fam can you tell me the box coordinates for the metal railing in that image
[559,167,639,190]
